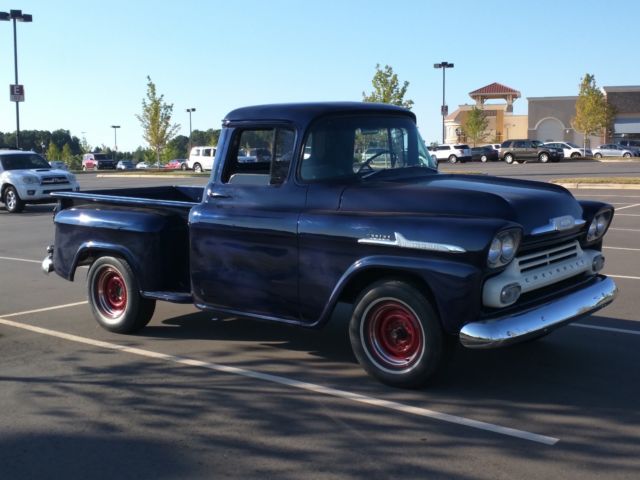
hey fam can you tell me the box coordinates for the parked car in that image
[1,150,80,213]
[544,142,592,158]
[429,144,471,163]
[186,146,216,172]
[135,162,149,169]
[48,160,68,170]
[592,144,638,158]
[615,140,640,155]
[482,144,502,151]
[116,160,135,170]
[499,139,563,164]
[470,146,499,162]
[82,153,116,171]
[164,159,187,169]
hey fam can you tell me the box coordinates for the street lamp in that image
[1,9,33,149]
[186,107,196,153]
[433,61,454,144]
[111,125,120,159]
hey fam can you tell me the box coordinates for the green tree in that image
[362,64,414,109]
[46,142,61,160]
[572,74,614,147]
[136,76,180,166]
[62,143,73,163]
[462,107,489,146]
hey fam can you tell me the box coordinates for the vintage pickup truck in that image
[43,102,618,388]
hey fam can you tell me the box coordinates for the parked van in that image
[187,146,216,172]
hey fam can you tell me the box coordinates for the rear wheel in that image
[594,153,603,159]
[539,152,550,163]
[193,162,203,173]
[623,152,631,158]
[181,163,188,170]
[4,186,25,213]
[570,152,581,158]
[447,155,458,164]
[480,154,488,163]
[349,280,446,388]
[504,153,515,164]
[87,256,155,333]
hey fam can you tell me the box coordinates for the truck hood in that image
[339,174,583,235]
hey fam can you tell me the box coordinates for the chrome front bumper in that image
[459,275,618,349]
[41,245,54,275]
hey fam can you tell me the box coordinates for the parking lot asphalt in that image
[1,165,639,479]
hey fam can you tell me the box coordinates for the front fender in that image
[314,255,483,334]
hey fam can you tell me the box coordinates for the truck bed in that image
[53,185,204,209]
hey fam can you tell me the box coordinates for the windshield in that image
[300,115,436,181]
[566,142,580,148]
[0,153,51,170]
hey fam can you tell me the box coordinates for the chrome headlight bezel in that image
[585,209,613,243]
[487,228,522,269]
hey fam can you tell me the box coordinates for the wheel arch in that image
[69,242,143,286]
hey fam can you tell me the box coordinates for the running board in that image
[141,291,193,304]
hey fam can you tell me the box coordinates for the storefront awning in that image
[614,118,640,134]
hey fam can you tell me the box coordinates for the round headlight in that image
[488,237,502,265]
[500,234,516,263]
[595,214,607,235]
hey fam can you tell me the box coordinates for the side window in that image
[193,149,200,157]
[203,148,212,157]
[222,128,294,186]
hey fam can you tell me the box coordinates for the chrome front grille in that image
[517,241,579,273]
[41,176,69,185]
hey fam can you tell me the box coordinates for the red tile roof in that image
[470,82,520,96]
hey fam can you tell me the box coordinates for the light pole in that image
[186,108,196,154]
[111,125,120,159]
[1,9,33,149]
[433,61,454,144]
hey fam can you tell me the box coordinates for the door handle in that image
[207,189,231,199]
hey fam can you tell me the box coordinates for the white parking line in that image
[0,256,41,264]
[609,228,640,232]
[572,323,640,336]
[0,315,558,446]
[1,301,88,318]
[616,214,640,217]
[616,203,640,211]
[604,246,640,252]
[608,274,640,280]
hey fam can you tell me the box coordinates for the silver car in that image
[592,144,638,158]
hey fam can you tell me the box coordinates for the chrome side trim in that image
[460,275,617,348]
[531,215,586,236]
[358,232,465,253]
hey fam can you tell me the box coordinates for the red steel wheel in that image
[95,266,128,318]
[363,299,424,371]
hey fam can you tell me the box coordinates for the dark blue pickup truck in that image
[43,102,618,388]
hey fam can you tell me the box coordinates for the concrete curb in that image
[554,183,640,190]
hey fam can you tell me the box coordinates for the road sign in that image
[441,105,448,116]
[10,84,24,102]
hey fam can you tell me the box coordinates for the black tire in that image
[594,153,603,159]
[539,152,550,163]
[570,152,581,158]
[480,154,488,163]
[349,280,446,388]
[623,152,631,158]
[181,163,188,170]
[87,256,156,334]
[4,186,25,213]
[504,153,515,164]
[447,155,458,164]
[193,162,203,173]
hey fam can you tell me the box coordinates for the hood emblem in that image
[358,232,465,253]
[531,215,586,236]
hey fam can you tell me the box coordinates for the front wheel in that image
[87,256,156,334]
[193,163,203,173]
[594,153,603,159]
[539,152,550,163]
[480,154,488,163]
[570,152,581,158]
[4,186,25,213]
[623,152,631,158]
[181,163,188,170]
[349,280,446,388]
[447,155,458,164]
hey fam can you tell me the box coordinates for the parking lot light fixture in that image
[186,108,196,153]
[1,9,33,149]
[111,125,120,158]
[434,61,454,144]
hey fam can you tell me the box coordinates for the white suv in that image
[186,146,217,172]
[429,144,471,163]
[1,150,80,213]
[544,142,592,158]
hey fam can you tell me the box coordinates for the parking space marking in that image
[604,246,640,252]
[608,274,640,280]
[609,228,640,232]
[1,301,88,318]
[616,214,640,217]
[616,203,640,211]
[0,256,41,264]
[0,315,558,446]
[572,323,640,336]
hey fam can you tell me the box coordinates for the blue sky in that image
[1,0,638,151]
